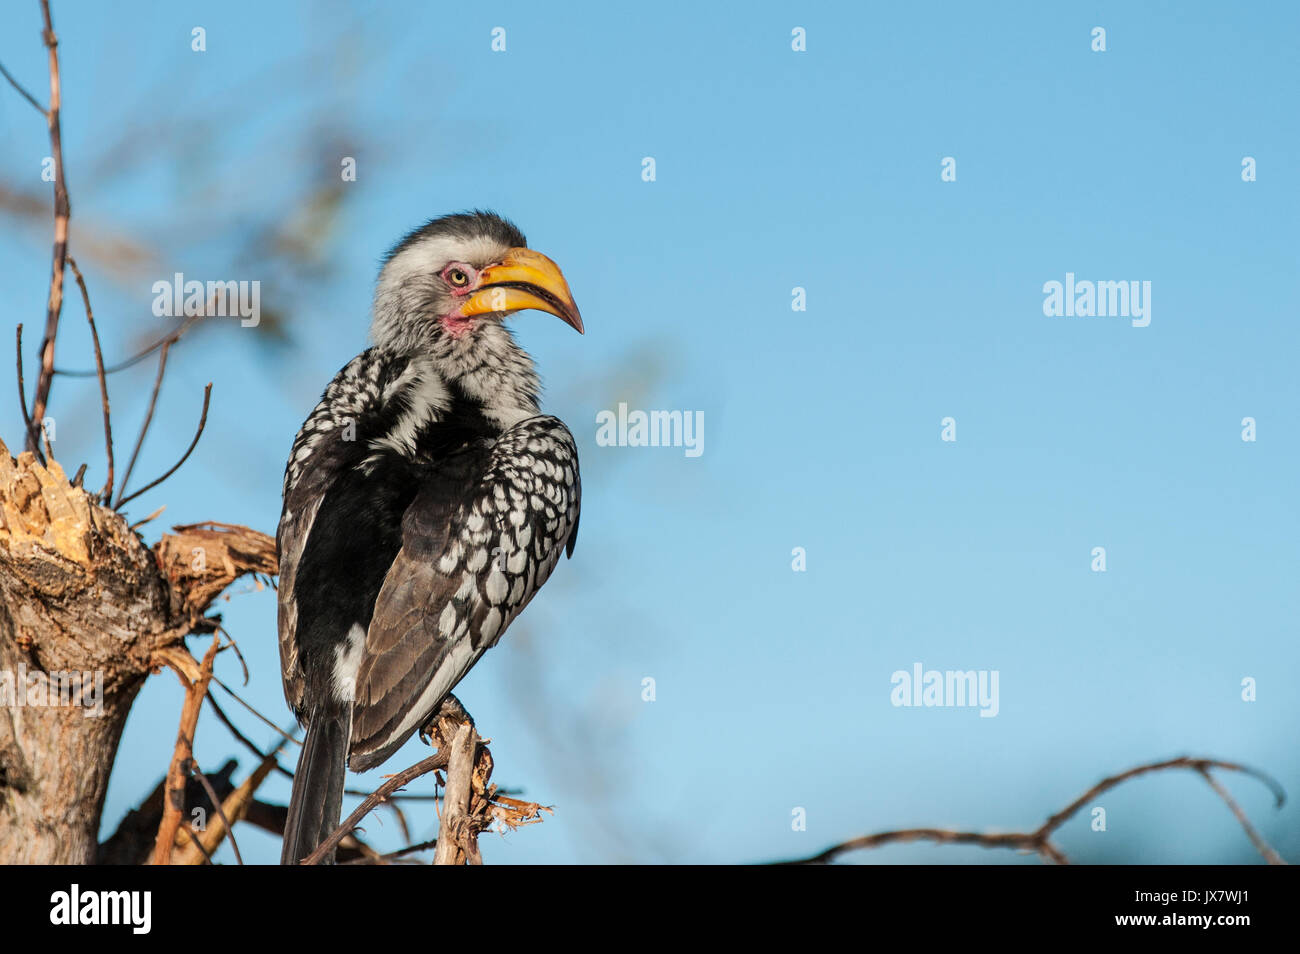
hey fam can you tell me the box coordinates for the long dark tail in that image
[281,704,350,865]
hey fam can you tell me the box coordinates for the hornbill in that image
[276,211,583,865]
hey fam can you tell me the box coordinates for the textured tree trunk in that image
[0,438,274,863]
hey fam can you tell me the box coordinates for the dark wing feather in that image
[349,416,581,771]
[277,350,390,717]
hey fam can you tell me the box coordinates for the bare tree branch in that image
[116,381,211,508]
[1194,764,1286,866]
[206,693,294,777]
[210,677,301,749]
[778,755,1288,865]
[113,339,169,507]
[189,764,243,865]
[432,724,478,865]
[28,0,70,459]
[56,314,199,378]
[300,751,452,865]
[14,325,33,443]
[172,742,289,865]
[340,838,440,865]
[181,825,214,864]
[65,255,113,501]
[0,57,46,115]
[150,635,220,864]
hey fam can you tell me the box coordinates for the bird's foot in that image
[418,693,475,750]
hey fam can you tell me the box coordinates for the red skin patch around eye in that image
[440,262,482,337]
[441,262,479,296]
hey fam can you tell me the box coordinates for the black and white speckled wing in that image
[349,415,580,771]
[277,349,389,717]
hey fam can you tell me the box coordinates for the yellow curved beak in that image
[460,247,584,334]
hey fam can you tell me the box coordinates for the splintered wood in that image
[428,720,551,865]
[0,437,96,566]
[154,521,276,616]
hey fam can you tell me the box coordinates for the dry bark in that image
[0,436,274,863]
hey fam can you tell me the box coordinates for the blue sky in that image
[1,1,1297,863]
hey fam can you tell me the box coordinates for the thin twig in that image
[779,755,1287,865]
[28,0,70,460]
[128,504,166,530]
[211,676,301,748]
[116,381,211,508]
[54,314,199,377]
[66,255,112,501]
[15,325,34,446]
[207,690,436,804]
[113,338,169,507]
[216,625,250,687]
[339,838,440,865]
[182,826,214,865]
[174,744,288,865]
[1195,765,1286,865]
[300,750,451,865]
[0,57,47,115]
[207,692,294,781]
[389,799,412,842]
[1037,755,1283,835]
[190,764,244,865]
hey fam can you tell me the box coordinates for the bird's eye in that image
[446,267,470,287]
